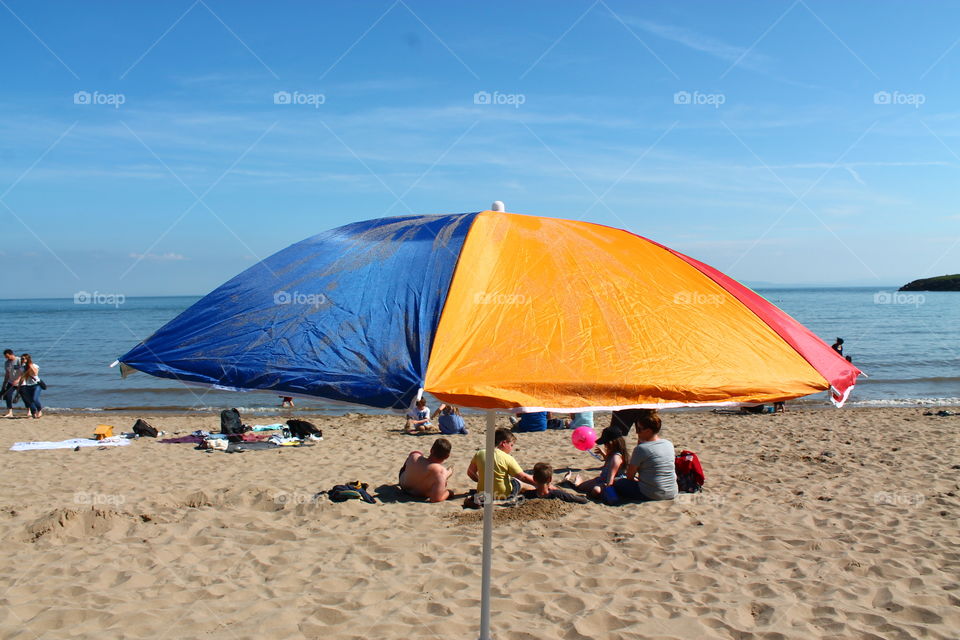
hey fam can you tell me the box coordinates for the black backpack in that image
[286,418,322,439]
[132,418,158,438]
[220,409,246,437]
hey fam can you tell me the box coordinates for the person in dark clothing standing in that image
[2,349,20,418]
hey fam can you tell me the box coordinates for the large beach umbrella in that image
[115,205,861,639]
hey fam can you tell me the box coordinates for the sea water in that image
[0,288,956,414]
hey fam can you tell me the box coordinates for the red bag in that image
[675,450,705,493]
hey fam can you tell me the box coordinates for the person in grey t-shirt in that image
[609,410,678,502]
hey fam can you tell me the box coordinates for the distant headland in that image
[899,274,960,291]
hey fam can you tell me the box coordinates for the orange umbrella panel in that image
[424,211,850,410]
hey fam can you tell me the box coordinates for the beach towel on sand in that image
[251,423,285,432]
[11,437,131,451]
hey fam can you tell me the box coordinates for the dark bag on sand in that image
[329,482,376,504]
[220,408,243,434]
[132,418,158,438]
[220,408,247,441]
[286,418,322,439]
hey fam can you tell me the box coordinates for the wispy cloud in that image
[329,77,431,93]
[617,16,818,88]
[620,17,776,72]
[128,252,187,261]
[845,166,865,186]
[764,160,958,169]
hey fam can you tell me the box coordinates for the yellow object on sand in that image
[93,425,114,440]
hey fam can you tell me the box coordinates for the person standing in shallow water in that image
[832,338,844,355]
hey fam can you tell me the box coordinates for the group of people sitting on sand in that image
[398,408,678,507]
[404,398,468,435]
[406,399,593,436]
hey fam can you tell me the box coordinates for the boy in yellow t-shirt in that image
[466,428,536,501]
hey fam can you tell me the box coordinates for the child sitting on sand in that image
[405,398,432,434]
[523,463,587,504]
[564,427,628,499]
[465,429,536,505]
[437,404,468,435]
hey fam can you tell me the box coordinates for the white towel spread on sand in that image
[10,436,132,451]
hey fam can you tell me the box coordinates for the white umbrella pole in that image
[479,410,496,640]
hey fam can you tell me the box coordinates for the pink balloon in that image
[571,426,597,451]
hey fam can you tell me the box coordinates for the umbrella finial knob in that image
[491,200,505,212]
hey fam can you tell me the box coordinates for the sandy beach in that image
[0,406,957,639]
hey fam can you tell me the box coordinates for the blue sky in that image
[1,0,958,297]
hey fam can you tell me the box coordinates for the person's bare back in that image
[398,439,454,503]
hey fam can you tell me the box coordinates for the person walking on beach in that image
[2,349,20,418]
[15,354,42,419]
[398,438,455,502]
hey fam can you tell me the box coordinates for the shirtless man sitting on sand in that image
[398,438,455,503]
